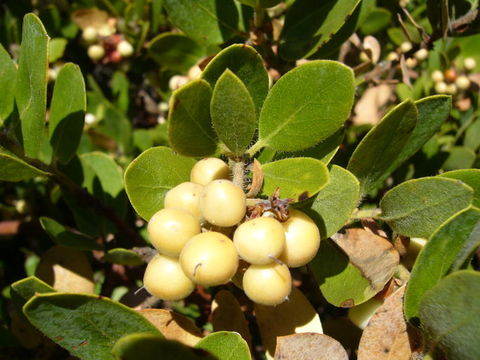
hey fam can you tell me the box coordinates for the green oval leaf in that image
[211,70,256,155]
[11,276,55,314]
[49,63,86,164]
[258,61,354,152]
[380,177,474,238]
[347,100,418,193]
[404,208,480,323]
[196,331,251,360]
[112,332,216,360]
[15,13,49,158]
[125,147,196,221]
[201,44,269,116]
[440,169,480,208]
[419,270,480,360]
[302,165,360,239]
[163,0,241,46]
[279,0,362,60]
[0,145,49,182]
[0,44,17,124]
[23,293,161,360]
[148,33,204,72]
[103,248,144,266]
[39,217,102,251]
[261,157,329,201]
[168,79,218,157]
[48,38,67,63]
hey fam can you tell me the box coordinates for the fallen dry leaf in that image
[35,245,94,293]
[255,288,323,359]
[353,85,392,125]
[138,309,203,347]
[211,290,252,348]
[358,286,420,360]
[275,333,348,360]
[71,9,110,30]
[331,228,400,296]
[363,36,381,64]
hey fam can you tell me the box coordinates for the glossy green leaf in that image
[464,118,480,151]
[103,248,144,266]
[0,145,49,182]
[310,239,371,307]
[148,33,204,72]
[168,79,217,157]
[419,271,480,360]
[261,157,329,202]
[15,13,49,158]
[211,70,256,155]
[202,44,269,116]
[112,332,216,360]
[125,147,196,221]
[279,0,361,60]
[380,177,474,238]
[23,293,160,360]
[10,276,55,313]
[303,165,360,239]
[347,100,418,193]
[440,169,480,208]
[196,331,251,360]
[258,61,354,152]
[0,44,17,124]
[442,146,476,171]
[39,217,102,251]
[48,38,67,63]
[236,0,280,7]
[98,106,132,153]
[163,0,240,46]
[404,208,480,323]
[49,63,86,164]
[359,7,391,34]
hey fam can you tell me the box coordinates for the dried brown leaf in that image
[331,228,400,294]
[71,9,109,30]
[363,36,381,64]
[352,85,392,125]
[138,309,203,347]
[246,159,264,198]
[275,333,348,360]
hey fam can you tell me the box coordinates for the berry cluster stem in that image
[232,160,246,190]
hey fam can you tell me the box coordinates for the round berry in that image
[117,40,134,57]
[444,68,457,83]
[243,263,292,306]
[414,48,428,61]
[405,57,417,69]
[435,81,448,94]
[233,217,285,265]
[98,24,115,37]
[455,75,471,90]
[180,232,238,286]
[169,75,189,90]
[87,44,105,61]
[431,70,444,83]
[200,180,246,227]
[164,182,203,220]
[143,254,195,301]
[147,208,201,257]
[190,158,230,186]
[387,52,398,62]
[446,83,457,95]
[278,209,320,268]
[464,57,477,71]
[400,41,412,53]
[82,26,97,43]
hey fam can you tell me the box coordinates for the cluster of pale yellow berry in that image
[143,158,321,306]
[82,24,134,63]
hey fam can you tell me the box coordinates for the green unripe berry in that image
[278,209,320,268]
[164,182,203,220]
[233,217,285,265]
[243,263,292,306]
[143,254,195,301]
[180,232,238,286]
[190,158,230,186]
[147,208,201,257]
[200,180,246,227]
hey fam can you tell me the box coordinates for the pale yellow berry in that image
[190,158,230,186]
[147,208,201,257]
[169,75,189,90]
[348,298,384,329]
[98,24,115,37]
[143,254,195,301]
[446,83,457,95]
[400,41,412,53]
[87,45,105,60]
[164,182,203,220]
[82,26,97,43]
[278,209,320,268]
[188,65,202,80]
[200,180,246,227]
[464,57,477,71]
[243,263,292,306]
[435,81,448,94]
[117,40,134,57]
[233,217,285,265]
[455,75,471,90]
[414,48,428,61]
[180,232,238,286]
[387,52,399,62]
[405,57,417,68]
[431,70,444,83]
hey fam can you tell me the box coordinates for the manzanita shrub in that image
[1,1,480,359]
